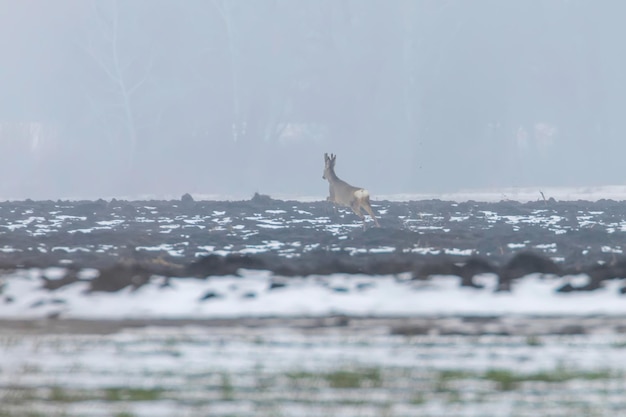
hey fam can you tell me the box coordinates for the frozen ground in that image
[1,187,626,416]
[1,323,626,417]
[2,269,626,319]
[65,184,626,204]
[1,186,626,320]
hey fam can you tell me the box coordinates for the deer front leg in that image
[327,186,335,203]
[326,195,339,217]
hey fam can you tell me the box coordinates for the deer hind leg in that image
[350,201,369,230]
[350,200,365,220]
[361,198,380,227]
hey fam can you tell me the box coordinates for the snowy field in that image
[2,185,626,416]
[76,184,626,204]
[2,269,626,416]
[2,323,626,417]
[2,269,626,319]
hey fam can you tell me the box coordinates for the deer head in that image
[323,153,336,180]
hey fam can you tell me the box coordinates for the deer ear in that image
[324,153,329,162]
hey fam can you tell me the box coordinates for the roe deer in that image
[322,153,380,227]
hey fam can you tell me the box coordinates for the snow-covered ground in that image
[2,268,626,320]
[21,184,626,204]
[377,184,626,203]
[2,186,626,416]
[1,322,625,417]
[207,184,626,203]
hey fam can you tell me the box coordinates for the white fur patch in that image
[354,189,369,199]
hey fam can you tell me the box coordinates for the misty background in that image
[0,0,623,200]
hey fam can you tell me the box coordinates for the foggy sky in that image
[0,0,624,200]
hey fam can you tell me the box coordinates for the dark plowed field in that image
[1,193,626,293]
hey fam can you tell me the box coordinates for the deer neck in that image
[326,169,341,184]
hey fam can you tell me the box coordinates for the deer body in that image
[323,153,380,227]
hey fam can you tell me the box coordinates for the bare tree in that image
[212,0,245,142]
[80,0,157,169]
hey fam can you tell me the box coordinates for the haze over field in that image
[1,0,624,200]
